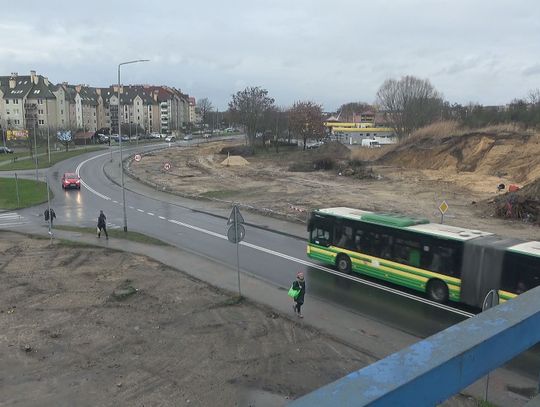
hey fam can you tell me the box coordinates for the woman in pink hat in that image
[291,272,306,318]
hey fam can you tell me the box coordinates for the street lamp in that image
[118,59,149,232]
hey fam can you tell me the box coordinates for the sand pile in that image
[221,155,250,166]
[380,130,540,184]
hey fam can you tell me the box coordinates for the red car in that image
[62,172,81,189]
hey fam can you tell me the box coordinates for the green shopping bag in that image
[288,284,300,299]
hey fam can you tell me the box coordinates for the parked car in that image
[0,146,14,154]
[61,172,81,190]
[183,134,193,141]
[164,136,176,142]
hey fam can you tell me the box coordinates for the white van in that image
[361,139,381,148]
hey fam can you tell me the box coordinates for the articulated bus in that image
[307,207,540,308]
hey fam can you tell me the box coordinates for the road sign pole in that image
[14,173,20,208]
[235,206,242,297]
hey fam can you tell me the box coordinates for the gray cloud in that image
[1,0,540,110]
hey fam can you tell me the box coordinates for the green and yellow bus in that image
[307,207,540,308]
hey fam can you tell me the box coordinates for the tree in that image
[337,102,372,122]
[376,75,444,140]
[197,98,214,126]
[228,86,275,146]
[288,101,325,150]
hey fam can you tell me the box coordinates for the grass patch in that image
[0,146,105,171]
[0,177,49,209]
[54,225,170,246]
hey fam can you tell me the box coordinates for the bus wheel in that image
[427,279,449,303]
[336,254,352,274]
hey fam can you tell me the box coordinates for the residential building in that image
[0,70,195,138]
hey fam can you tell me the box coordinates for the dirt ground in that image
[0,233,374,406]
[129,137,539,241]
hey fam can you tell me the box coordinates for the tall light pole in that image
[118,59,149,232]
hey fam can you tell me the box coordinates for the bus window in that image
[310,227,331,246]
[501,252,540,294]
[394,238,421,267]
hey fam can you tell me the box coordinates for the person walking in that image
[291,272,306,318]
[44,208,56,226]
[97,210,108,239]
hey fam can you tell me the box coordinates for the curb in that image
[101,151,307,241]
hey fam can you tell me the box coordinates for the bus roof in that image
[316,207,428,227]
[315,207,493,241]
[508,241,540,258]
[406,223,493,241]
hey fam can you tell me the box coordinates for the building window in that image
[14,119,20,125]
[61,110,63,115]
[5,100,8,104]
[38,119,45,125]
[14,99,19,104]
[38,99,43,105]
[38,109,44,114]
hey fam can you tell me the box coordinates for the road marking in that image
[113,200,119,204]
[147,212,155,216]
[137,209,144,213]
[76,158,111,201]
[158,216,166,220]
[129,206,135,210]
[0,212,27,228]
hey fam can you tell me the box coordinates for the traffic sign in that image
[134,154,141,162]
[163,162,172,171]
[439,200,449,214]
[227,224,246,243]
[227,205,245,226]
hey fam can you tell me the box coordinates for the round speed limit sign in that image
[163,162,172,171]
[134,154,142,162]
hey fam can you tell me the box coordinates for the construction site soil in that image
[129,130,540,241]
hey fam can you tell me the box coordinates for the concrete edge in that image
[101,150,307,241]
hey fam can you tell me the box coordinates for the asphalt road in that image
[15,140,464,337]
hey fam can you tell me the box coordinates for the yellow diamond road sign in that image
[439,200,449,214]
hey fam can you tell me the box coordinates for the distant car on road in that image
[0,146,13,154]
[164,136,176,142]
[61,172,81,190]
[183,134,193,141]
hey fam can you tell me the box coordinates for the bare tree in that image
[228,86,275,146]
[288,101,325,150]
[376,75,444,140]
[337,102,372,122]
[197,98,214,126]
[528,88,540,105]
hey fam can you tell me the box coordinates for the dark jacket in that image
[292,279,306,303]
[98,213,106,228]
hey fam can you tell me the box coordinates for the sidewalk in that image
[11,222,536,407]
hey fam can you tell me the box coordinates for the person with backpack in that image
[289,272,306,318]
[97,210,108,239]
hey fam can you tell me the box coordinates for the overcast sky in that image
[1,0,539,111]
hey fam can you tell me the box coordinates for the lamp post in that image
[118,59,149,233]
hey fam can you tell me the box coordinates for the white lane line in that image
[113,200,119,204]
[158,216,166,220]
[0,222,28,227]
[129,206,135,210]
[76,157,111,201]
[165,217,474,318]
[137,209,144,213]
[147,212,155,216]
